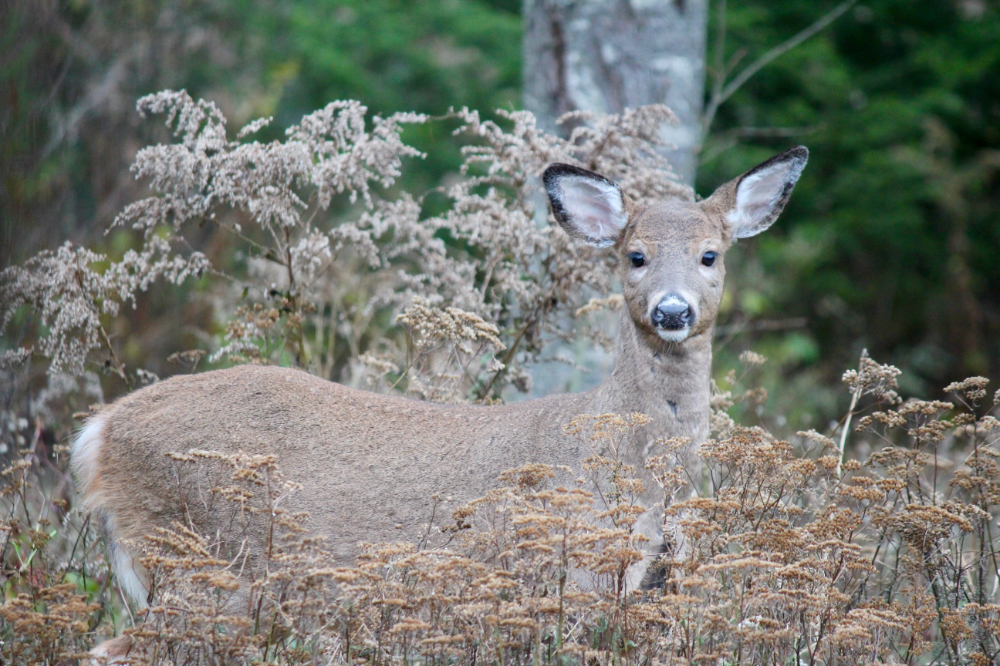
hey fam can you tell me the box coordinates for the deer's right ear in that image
[544,164,629,248]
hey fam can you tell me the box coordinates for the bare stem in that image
[837,348,868,477]
[476,315,535,402]
[99,320,132,391]
[838,388,860,477]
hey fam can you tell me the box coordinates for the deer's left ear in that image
[544,163,630,247]
[705,146,808,239]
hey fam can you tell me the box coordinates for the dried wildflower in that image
[842,352,902,403]
[574,294,624,317]
[397,297,505,353]
[944,375,990,402]
[0,347,30,369]
[166,348,207,372]
[977,415,1000,432]
[796,429,837,454]
[738,350,767,367]
[1,240,207,375]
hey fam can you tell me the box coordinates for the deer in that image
[73,146,807,659]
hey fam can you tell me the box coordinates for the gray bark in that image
[523,0,708,185]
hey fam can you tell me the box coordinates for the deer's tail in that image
[71,413,149,607]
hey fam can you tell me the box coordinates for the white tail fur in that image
[70,413,107,508]
[71,413,149,606]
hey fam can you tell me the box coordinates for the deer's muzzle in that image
[651,295,694,341]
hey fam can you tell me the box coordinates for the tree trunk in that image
[523,0,708,185]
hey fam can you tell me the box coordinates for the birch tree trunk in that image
[523,0,708,185]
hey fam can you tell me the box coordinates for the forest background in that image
[3,0,1000,431]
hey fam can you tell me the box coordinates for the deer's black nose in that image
[652,296,693,330]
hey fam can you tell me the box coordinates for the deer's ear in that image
[706,146,808,239]
[544,163,629,247]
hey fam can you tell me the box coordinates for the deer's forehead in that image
[627,201,723,247]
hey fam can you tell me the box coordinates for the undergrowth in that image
[3,360,1000,664]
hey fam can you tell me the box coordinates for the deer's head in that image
[544,147,808,347]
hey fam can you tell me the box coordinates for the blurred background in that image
[3,0,1000,432]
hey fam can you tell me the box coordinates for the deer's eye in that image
[627,251,645,268]
[701,251,718,267]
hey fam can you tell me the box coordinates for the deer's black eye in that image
[701,251,718,267]
[627,251,645,268]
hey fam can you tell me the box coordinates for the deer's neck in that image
[590,310,713,444]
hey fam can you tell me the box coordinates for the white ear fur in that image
[545,167,628,247]
[727,148,807,239]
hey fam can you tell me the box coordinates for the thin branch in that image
[702,0,858,138]
[708,0,728,127]
[838,390,861,477]
[476,315,536,402]
[98,316,131,391]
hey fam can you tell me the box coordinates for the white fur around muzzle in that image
[655,327,690,342]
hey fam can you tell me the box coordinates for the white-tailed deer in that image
[73,146,807,618]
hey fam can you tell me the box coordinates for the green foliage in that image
[702,0,1000,401]
[280,0,520,115]
[257,0,522,194]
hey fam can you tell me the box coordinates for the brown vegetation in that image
[4,360,1000,664]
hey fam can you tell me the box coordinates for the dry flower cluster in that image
[3,92,1000,665]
